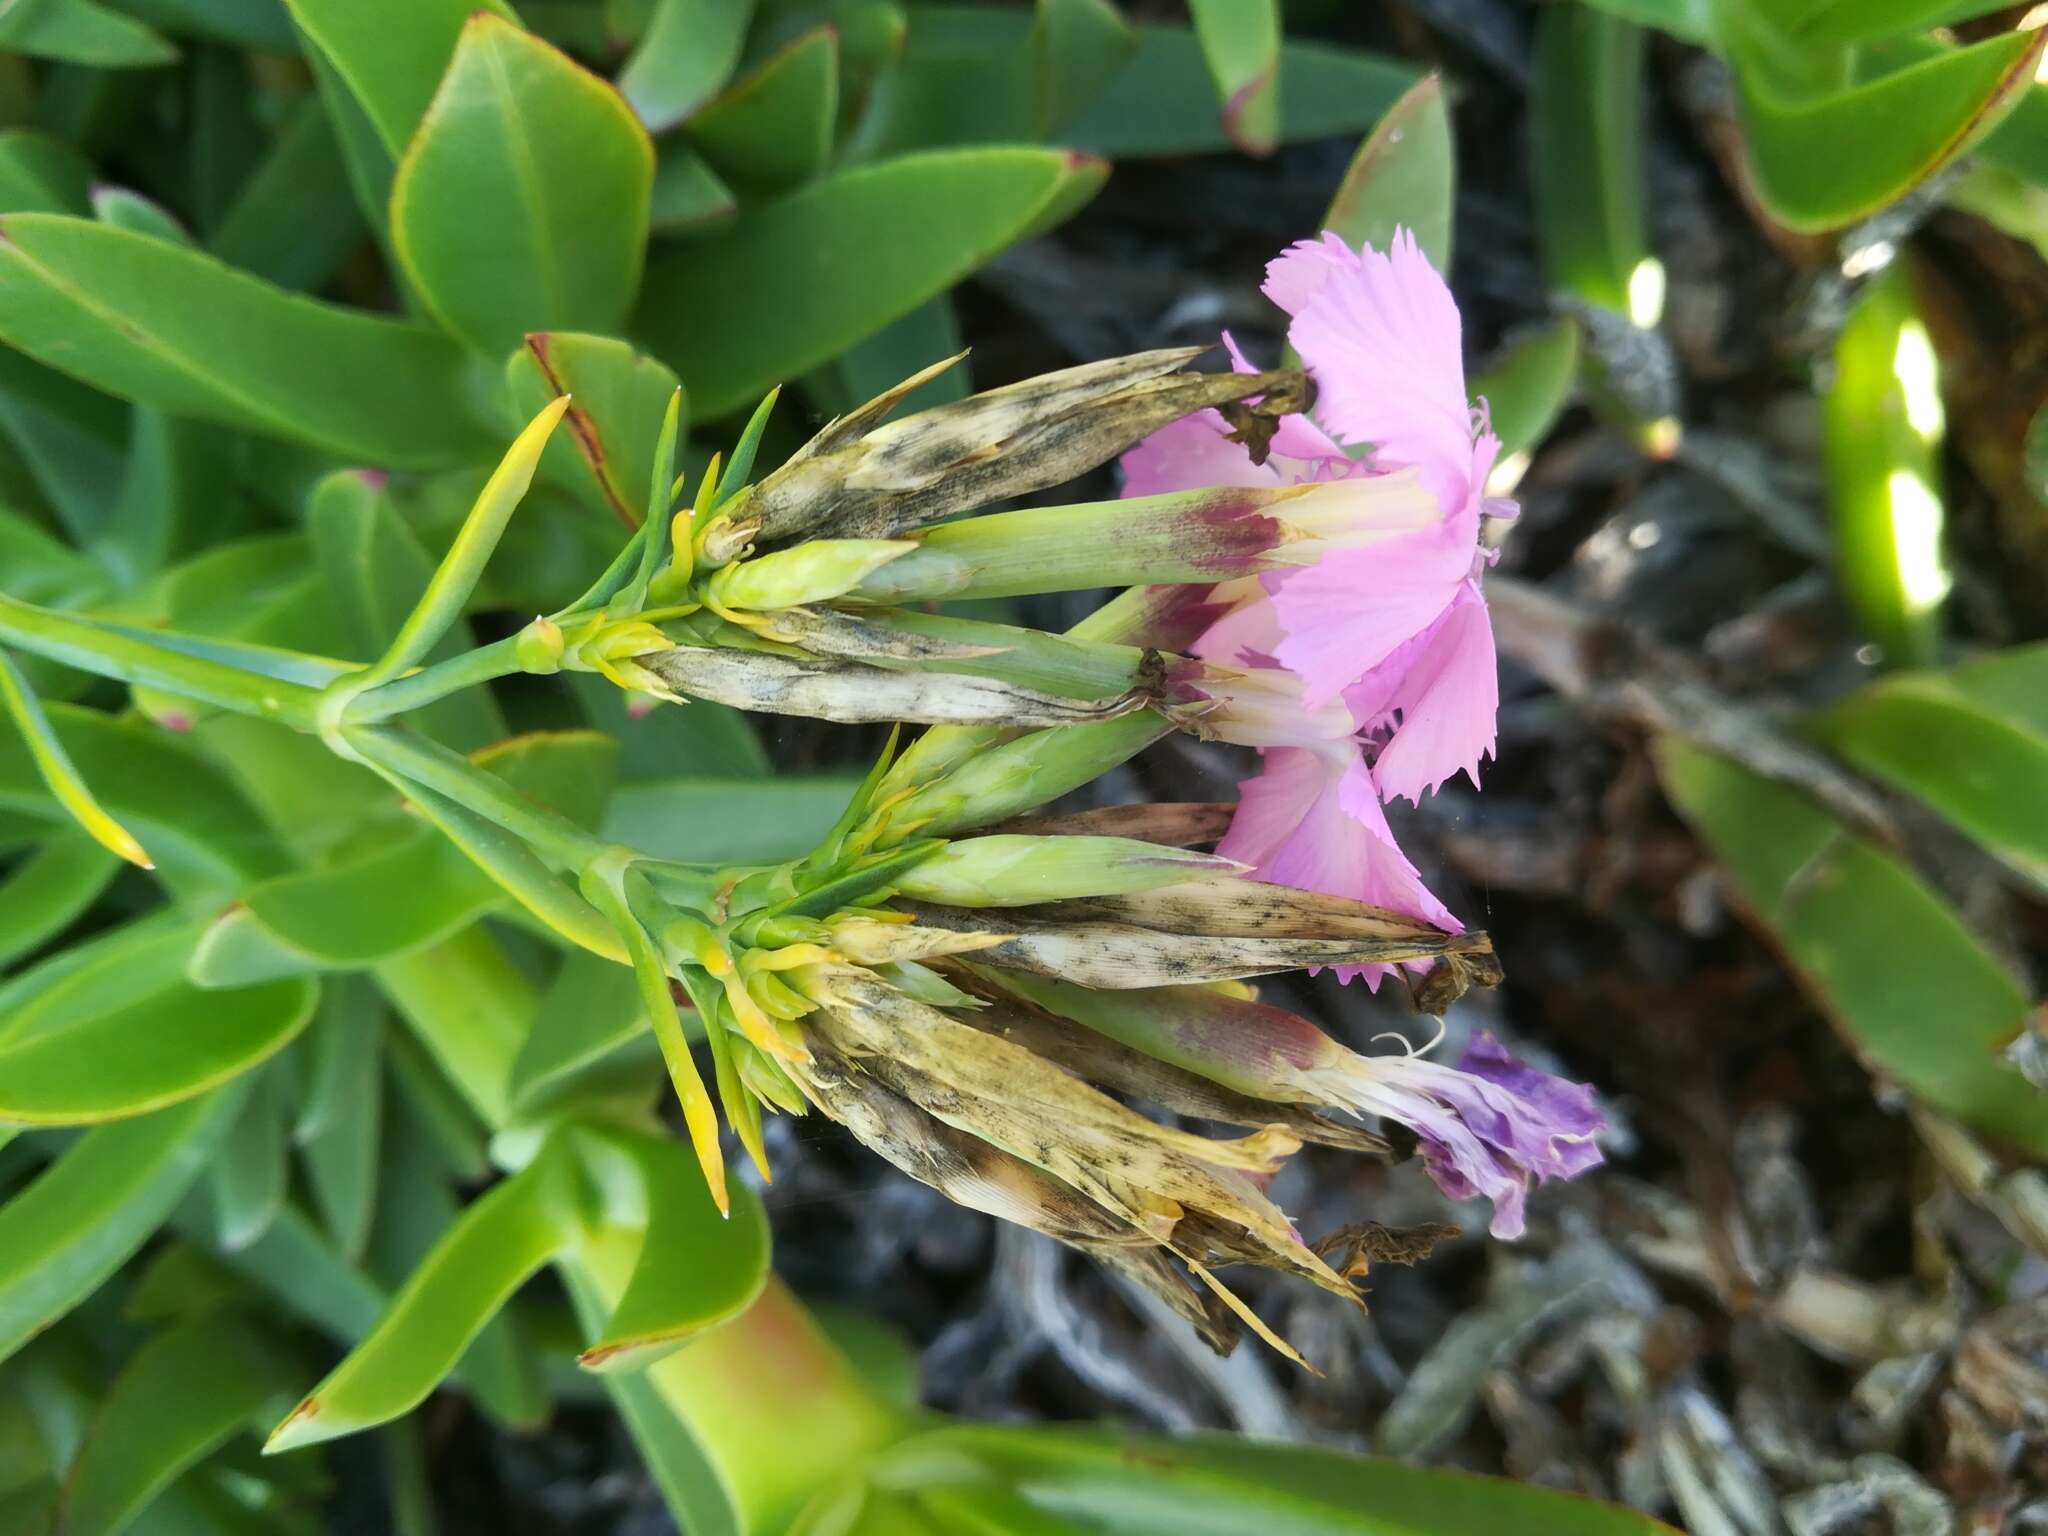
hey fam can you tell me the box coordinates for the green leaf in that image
[207,96,365,293]
[106,0,299,49]
[0,131,92,215]
[1186,0,1278,156]
[619,0,756,133]
[1857,38,2048,188]
[1473,318,1582,460]
[0,346,127,547]
[374,926,538,1136]
[188,832,500,986]
[1655,737,2048,1155]
[1031,0,1137,137]
[1570,0,1708,41]
[0,651,150,869]
[0,215,492,468]
[306,471,506,753]
[506,333,684,529]
[299,1013,383,1260]
[282,0,520,156]
[873,1424,1683,1536]
[1320,71,1453,273]
[508,949,658,1119]
[0,935,316,1125]
[0,1085,246,1367]
[1778,0,1970,45]
[0,0,176,67]
[649,145,738,238]
[1063,25,1413,158]
[1810,669,2048,891]
[683,27,839,193]
[343,397,569,693]
[59,1312,296,1536]
[1949,640,2048,737]
[209,1067,289,1251]
[1532,5,1649,316]
[1822,265,1945,667]
[637,147,1105,419]
[0,703,285,902]
[265,1141,580,1452]
[1736,26,2044,231]
[391,15,654,357]
[0,832,117,970]
[573,1127,770,1372]
[601,775,862,864]
[805,294,966,420]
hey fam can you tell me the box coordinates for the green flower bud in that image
[891,835,1246,907]
[514,615,566,674]
[710,539,919,611]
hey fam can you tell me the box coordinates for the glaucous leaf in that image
[1186,0,1279,155]
[59,1311,297,1536]
[637,147,1105,418]
[1656,737,2048,1155]
[1533,5,1648,315]
[208,1067,289,1251]
[683,26,839,192]
[649,145,738,238]
[0,1084,247,1367]
[282,0,520,155]
[867,1424,1683,1536]
[392,15,654,356]
[1063,25,1412,158]
[600,775,861,864]
[1472,318,1581,460]
[0,0,175,67]
[620,0,756,133]
[0,131,92,214]
[1735,26,2044,231]
[0,832,117,970]
[1810,664,2048,892]
[0,215,492,467]
[207,97,365,293]
[1320,71,1453,274]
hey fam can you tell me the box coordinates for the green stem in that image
[343,726,611,872]
[343,636,527,724]
[0,594,326,728]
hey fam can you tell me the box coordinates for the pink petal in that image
[1218,745,1459,989]
[1288,228,1478,529]
[1267,522,1471,707]
[1118,410,1284,498]
[1262,232,1361,318]
[1368,580,1499,804]
[1190,585,1284,669]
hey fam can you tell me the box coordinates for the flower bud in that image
[642,647,1152,728]
[891,835,1246,908]
[708,539,918,611]
[514,615,566,675]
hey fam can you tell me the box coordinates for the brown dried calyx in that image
[726,348,1312,546]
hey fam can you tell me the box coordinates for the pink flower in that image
[1121,227,1506,957]
[1331,1032,1605,1238]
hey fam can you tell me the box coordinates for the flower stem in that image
[341,635,528,724]
[0,593,327,728]
[341,725,613,873]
